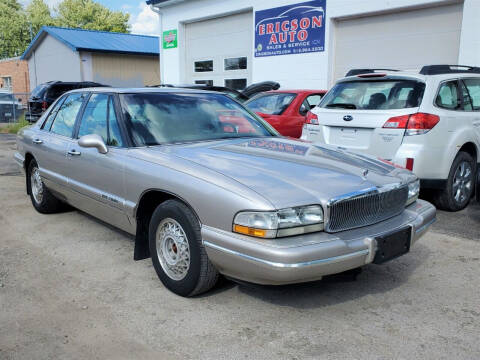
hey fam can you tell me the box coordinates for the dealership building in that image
[147,0,480,90]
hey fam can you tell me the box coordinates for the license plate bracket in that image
[373,227,411,264]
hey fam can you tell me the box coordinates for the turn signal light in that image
[382,113,440,135]
[233,224,267,238]
[42,101,48,111]
[305,111,319,125]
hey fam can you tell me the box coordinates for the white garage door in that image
[185,11,252,90]
[334,3,464,81]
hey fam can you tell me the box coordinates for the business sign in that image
[163,29,178,49]
[254,0,326,57]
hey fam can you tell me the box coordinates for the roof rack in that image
[419,65,480,75]
[345,68,399,77]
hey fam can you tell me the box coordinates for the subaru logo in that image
[343,115,353,121]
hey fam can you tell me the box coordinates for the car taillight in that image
[382,113,440,136]
[305,111,319,125]
[42,101,48,111]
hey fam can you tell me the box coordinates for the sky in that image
[23,0,161,36]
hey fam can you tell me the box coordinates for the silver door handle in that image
[67,149,81,156]
[32,138,43,144]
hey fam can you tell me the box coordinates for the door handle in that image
[32,138,43,144]
[67,149,81,156]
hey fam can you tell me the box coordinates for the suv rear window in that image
[320,80,425,110]
[30,84,49,99]
[246,93,296,115]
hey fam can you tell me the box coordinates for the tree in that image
[0,0,30,58]
[55,0,130,33]
[26,0,55,37]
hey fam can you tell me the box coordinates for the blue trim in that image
[21,26,159,60]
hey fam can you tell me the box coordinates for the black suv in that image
[26,81,109,122]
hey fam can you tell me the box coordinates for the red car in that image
[245,90,327,138]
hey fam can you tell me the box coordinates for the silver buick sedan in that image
[15,88,436,297]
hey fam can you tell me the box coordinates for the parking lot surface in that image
[0,133,479,359]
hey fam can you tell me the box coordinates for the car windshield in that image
[320,80,425,110]
[120,92,277,146]
[245,93,296,115]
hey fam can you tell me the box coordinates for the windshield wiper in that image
[326,103,357,109]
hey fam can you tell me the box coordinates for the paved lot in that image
[0,133,479,359]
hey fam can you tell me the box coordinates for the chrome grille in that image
[326,185,408,232]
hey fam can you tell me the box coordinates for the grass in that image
[0,114,29,134]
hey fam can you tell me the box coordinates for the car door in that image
[66,93,132,233]
[31,92,87,197]
[461,78,480,145]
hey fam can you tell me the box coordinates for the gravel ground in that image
[0,133,479,359]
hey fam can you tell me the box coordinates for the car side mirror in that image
[78,134,108,154]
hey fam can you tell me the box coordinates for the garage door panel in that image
[185,11,252,88]
[334,3,463,80]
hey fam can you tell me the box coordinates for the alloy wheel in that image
[30,166,44,204]
[156,218,190,281]
[452,161,472,204]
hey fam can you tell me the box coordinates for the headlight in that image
[233,205,324,238]
[406,179,420,205]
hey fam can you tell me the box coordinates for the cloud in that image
[129,2,161,36]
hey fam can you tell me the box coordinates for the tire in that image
[434,151,476,211]
[27,159,63,214]
[149,200,219,297]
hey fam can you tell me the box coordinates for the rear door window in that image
[320,80,425,110]
[435,81,459,110]
[41,96,66,131]
[246,93,296,115]
[463,78,480,111]
[50,93,86,137]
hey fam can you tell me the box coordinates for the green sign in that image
[163,29,178,49]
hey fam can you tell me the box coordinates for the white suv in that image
[301,65,480,211]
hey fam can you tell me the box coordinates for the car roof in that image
[67,87,223,95]
[265,89,327,94]
[339,69,480,83]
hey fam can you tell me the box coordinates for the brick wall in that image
[0,57,30,94]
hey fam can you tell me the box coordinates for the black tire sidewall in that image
[149,201,202,297]
[445,152,475,211]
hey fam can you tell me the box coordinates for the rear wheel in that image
[149,200,219,297]
[27,159,63,214]
[435,151,475,211]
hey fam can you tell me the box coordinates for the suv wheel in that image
[149,200,219,297]
[435,151,475,211]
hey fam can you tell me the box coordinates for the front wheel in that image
[149,200,219,297]
[435,151,475,211]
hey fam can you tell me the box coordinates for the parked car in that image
[0,90,23,123]
[153,81,280,103]
[26,81,109,122]
[302,65,480,211]
[245,90,327,137]
[15,88,436,297]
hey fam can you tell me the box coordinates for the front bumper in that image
[202,199,436,285]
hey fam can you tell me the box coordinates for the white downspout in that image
[150,5,164,85]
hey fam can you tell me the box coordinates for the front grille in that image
[326,185,408,232]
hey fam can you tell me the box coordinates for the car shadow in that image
[216,243,430,308]
[74,209,431,305]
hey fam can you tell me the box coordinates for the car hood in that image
[141,137,415,209]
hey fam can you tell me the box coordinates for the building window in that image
[195,80,213,86]
[225,79,247,90]
[1,77,12,91]
[194,60,213,72]
[224,57,247,71]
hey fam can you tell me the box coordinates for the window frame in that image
[434,79,462,111]
[73,92,128,148]
[224,57,248,71]
[194,60,214,73]
[39,94,68,132]
[459,78,480,112]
